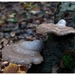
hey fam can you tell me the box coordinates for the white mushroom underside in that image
[2,43,43,65]
[19,40,43,52]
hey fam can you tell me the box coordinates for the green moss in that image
[62,54,75,69]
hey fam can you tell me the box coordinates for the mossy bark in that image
[28,2,75,73]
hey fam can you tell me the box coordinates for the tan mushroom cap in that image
[36,23,75,36]
[2,41,43,65]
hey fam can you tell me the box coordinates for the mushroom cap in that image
[2,40,43,65]
[36,23,75,36]
[56,19,67,27]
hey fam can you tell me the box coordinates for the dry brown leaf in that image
[52,64,59,73]
[3,63,28,73]
[26,35,33,40]
[20,66,28,72]
[17,68,26,73]
[1,15,6,20]
[3,63,18,73]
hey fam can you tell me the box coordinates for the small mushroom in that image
[2,40,43,65]
[56,19,66,27]
[36,19,75,36]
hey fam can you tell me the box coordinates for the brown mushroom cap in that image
[2,40,43,65]
[36,23,75,36]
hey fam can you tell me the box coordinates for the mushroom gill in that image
[2,40,43,65]
[36,19,75,36]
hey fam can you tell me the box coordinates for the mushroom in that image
[56,19,67,27]
[2,40,43,65]
[36,19,75,36]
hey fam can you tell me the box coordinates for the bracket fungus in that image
[36,19,75,36]
[2,40,43,65]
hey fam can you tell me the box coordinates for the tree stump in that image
[28,2,75,73]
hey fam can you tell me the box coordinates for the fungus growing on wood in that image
[56,19,67,27]
[2,40,43,65]
[36,19,75,36]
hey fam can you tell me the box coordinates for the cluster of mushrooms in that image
[2,19,75,70]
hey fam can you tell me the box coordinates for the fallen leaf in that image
[20,66,28,72]
[17,68,26,73]
[1,15,6,20]
[0,20,4,26]
[3,63,18,73]
[26,35,33,40]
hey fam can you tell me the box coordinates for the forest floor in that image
[0,2,58,73]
